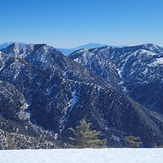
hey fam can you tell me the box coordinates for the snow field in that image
[0,148,163,163]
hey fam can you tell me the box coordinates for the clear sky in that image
[0,0,163,48]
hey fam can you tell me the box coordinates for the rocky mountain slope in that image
[69,47,121,90]
[69,44,163,114]
[0,43,163,148]
[0,80,59,149]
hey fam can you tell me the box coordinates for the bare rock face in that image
[0,43,163,148]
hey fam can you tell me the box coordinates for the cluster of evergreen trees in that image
[2,119,163,149]
[67,119,144,148]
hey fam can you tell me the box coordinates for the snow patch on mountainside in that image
[70,90,79,109]
[18,102,30,120]
[149,57,163,66]
[139,49,157,56]
[153,57,163,64]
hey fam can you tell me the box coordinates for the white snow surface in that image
[70,90,79,109]
[0,148,163,163]
[149,57,163,66]
[153,57,163,64]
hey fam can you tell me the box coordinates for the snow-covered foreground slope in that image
[0,148,163,163]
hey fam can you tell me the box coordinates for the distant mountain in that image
[57,43,108,55]
[0,42,13,49]
[0,42,27,50]
[0,43,163,148]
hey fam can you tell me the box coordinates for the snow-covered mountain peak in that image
[11,42,27,54]
[11,42,27,46]
[0,41,17,50]
[0,43,34,58]
[138,43,163,53]
[0,43,63,60]
[143,43,159,48]
[4,42,28,50]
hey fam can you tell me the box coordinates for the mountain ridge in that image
[69,43,163,114]
[0,42,163,148]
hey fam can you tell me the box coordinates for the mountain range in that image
[0,42,163,148]
[0,42,107,56]
[0,42,14,49]
[69,44,163,114]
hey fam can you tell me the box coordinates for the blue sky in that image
[0,0,163,48]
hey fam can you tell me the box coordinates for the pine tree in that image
[68,119,107,148]
[7,134,16,150]
[125,136,142,148]
[152,144,163,148]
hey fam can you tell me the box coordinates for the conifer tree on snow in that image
[68,119,107,148]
